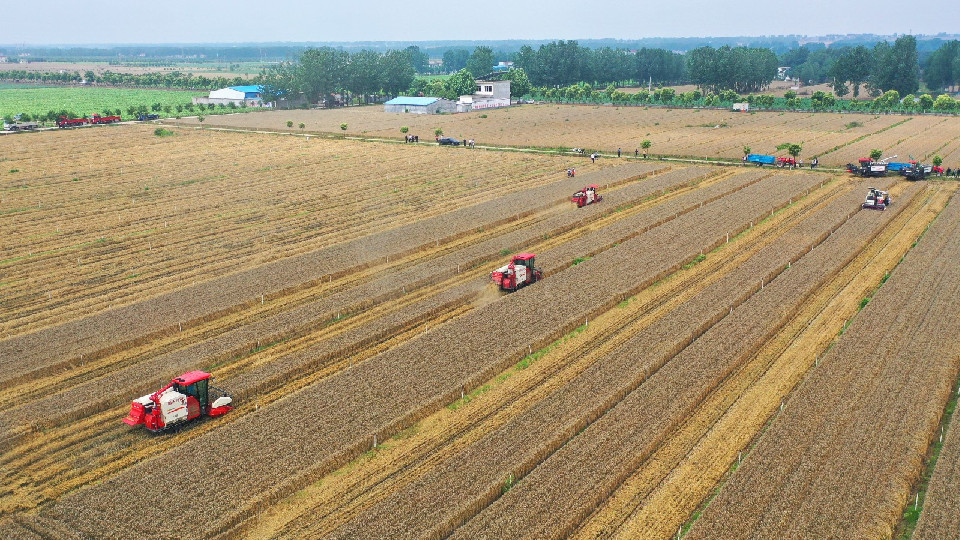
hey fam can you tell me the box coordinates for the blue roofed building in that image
[194,84,273,108]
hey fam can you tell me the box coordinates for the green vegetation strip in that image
[897,379,960,539]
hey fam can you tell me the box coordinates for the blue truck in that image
[746,154,776,166]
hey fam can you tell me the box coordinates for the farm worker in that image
[635,149,639,157]
[567,169,572,177]
[572,168,575,177]
[617,148,622,158]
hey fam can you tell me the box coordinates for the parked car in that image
[438,137,461,146]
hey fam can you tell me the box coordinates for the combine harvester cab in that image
[123,370,233,433]
[491,253,542,292]
[901,162,932,181]
[861,187,892,211]
[848,158,889,178]
[571,185,603,208]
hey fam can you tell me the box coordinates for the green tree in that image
[299,47,349,105]
[340,123,347,130]
[924,40,960,91]
[918,93,934,111]
[777,142,803,162]
[466,46,495,78]
[257,61,298,103]
[743,145,751,157]
[504,67,532,99]
[400,126,409,133]
[434,127,443,137]
[445,69,476,100]
[287,120,294,128]
[381,49,416,98]
[810,90,836,109]
[299,122,305,131]
[933,155,943,167]
[870,149,883,161]
[933,94,957,111]
[442,49,470,73]
[641,139,652,158]
[404,45,430,74]
[347,50,383,103]
[871,36,919,96]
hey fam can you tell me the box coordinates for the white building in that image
[458,79,511,112]
[193,85,270,107]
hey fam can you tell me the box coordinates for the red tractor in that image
[776,156,797,168]
[123,370,233,432]
[491,253,542,292]
[571,185,603,208]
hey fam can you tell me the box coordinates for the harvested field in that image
[170,104,960,168]
[2,115,958,539]
[915,385,960,538]
[688,192,960,539]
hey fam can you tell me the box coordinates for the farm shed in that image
[194,85,271,107]
[384,96,458,114]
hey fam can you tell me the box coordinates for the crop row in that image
[0,163,673,448]
[0,165,717,512]
[915,379,960,537]
[0,154,662,387]
[450,180,921,538]
[1,127,581,335]
[320,176,878,538]
[0,161,677,440]
[37,170,824,538]
[688,191,960,538]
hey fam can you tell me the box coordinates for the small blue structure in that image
[746,154,776,165]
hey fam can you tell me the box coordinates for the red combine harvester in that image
[571,185,603,208]
[56,116,88,128]
[123,370,234,432]
[90,113,121,124]
[776,157,797,168]
[491,253,542,292]
[862,187,892,211]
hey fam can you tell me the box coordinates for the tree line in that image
[0,69,253,90]
[781,36,926,97]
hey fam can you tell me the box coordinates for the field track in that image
[171,104,960,169]
[2,119,958,539]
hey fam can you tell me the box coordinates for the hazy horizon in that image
[3,0,958,46]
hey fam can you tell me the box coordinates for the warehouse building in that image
[383,96,458,114]
[193,85,271,107]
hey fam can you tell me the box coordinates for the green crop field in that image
[0,86,206,121]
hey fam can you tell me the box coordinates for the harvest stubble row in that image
[1,127,576,335]
[0,158,663,386]
[689,190,960,539]
[450,180,922,538]
[38,170,824,538]
[329,179,905,538]
[0,163,683,447]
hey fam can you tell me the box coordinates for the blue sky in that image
[2,0,958,45]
